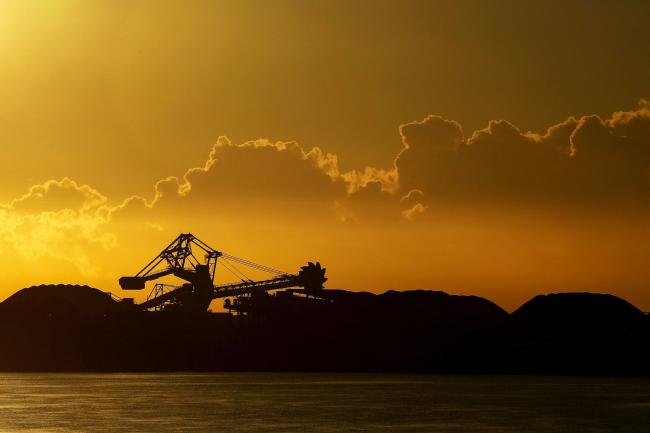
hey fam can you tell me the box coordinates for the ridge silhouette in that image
[0,284,648,374]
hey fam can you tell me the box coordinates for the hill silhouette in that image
[1,284,121,318]
[511,292,645,338]
[0,286,647,374]
[491,292,650,375]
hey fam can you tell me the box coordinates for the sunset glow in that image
[1,0,649,312]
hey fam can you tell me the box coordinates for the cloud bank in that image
[394,100,650,210]
[1,101,650,307]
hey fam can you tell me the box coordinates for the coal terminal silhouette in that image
[1,233,648,374]
[0,283,648,375]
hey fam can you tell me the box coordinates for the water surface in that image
[0,373,648,432]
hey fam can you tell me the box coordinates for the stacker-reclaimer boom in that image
[119,233,327,312]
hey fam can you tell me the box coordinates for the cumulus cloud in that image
[0,179,114,276]
[6,177,107,213]
[392,101,650,212]
[4,100,650,287]
[184,137,346,200]
[109,136,356,223]
[401,203,426,221]
[100,99,650,228]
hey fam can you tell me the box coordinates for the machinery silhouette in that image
[119,233,327,312]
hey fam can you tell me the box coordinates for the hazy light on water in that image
[0,373,648,432]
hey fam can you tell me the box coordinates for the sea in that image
[0,373,648,432]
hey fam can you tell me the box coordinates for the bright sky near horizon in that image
[0,0,649,311]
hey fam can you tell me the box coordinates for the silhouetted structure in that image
[119,233,327,313]
[0,235,648,373]
[0,284,648,374]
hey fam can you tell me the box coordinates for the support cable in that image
[222,258,253,282]
[219,259,249,282]
[221,253,288,276]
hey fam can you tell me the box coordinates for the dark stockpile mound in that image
[1,284,120,318]
[511,292,645,337]
[0,284,126,371]
[0,286,648,374]
[492,293,650,375]
[220,289,510,372]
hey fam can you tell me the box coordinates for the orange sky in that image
[0,1,649,311]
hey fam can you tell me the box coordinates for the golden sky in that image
[0,0,649,311]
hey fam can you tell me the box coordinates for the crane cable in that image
[221,253,288,276]
[222,258,254,282]
[218,259,250,282]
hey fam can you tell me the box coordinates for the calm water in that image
[0,373,648,433]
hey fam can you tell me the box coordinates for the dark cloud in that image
[106,101,650,226]
[393,101,650,210]
[109,137,352,222]
[182,138,345,202]
[3,102,650,307]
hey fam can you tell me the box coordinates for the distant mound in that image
[226,289,510,371]
[247,289,509,326]
[1,284,119,317]
[0,286,647,374]
[511,292,646,340]
[379,289,508,322]
[312,289,508,325]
